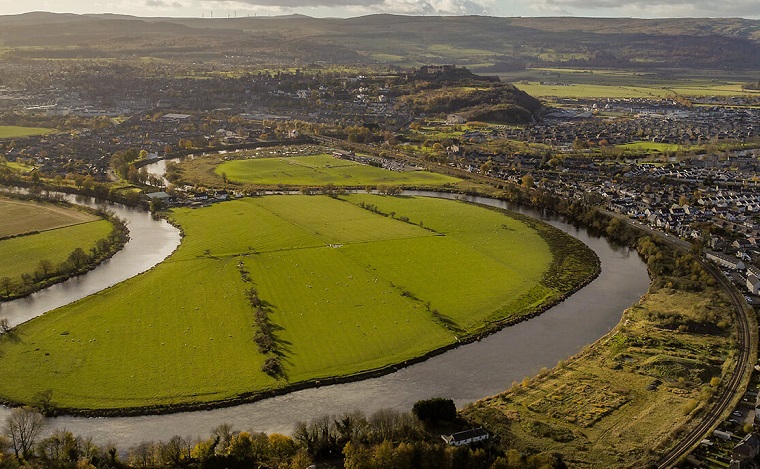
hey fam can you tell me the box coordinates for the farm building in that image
[441,428,489,446]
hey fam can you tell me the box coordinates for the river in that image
[0,186,650,449]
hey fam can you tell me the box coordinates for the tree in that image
[37,428,79,464]
[521,174,535,189]
[0,318,10,335]
[0,277,13,297]
[268,433,297,466]
[36,259,54,279]
[67,248,89,270]
[4,407,44,459]
[412,397,457,424]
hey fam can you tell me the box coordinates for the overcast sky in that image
[1,0,758,19]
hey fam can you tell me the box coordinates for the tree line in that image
[1,398,566,469]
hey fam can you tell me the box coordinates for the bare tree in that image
[0,317,11,334]
[4,407,45,459]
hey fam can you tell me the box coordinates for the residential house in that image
[441,428,489,447]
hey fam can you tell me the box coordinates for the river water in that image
[0,185,650,448]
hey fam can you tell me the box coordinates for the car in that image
[733,411,743,417]
[728,418,740,425]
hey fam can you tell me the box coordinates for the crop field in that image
[0,195,592,411]
[0,197,99,238]
[0,125,54,138]
[215,154,462,186]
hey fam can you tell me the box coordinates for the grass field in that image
[0,126,55,139]
[0,195,593,411]
[2,161,36,173]
[616,142,685,153]
[0,197,99,238]
[215,154,462,186]
[0,220,114,281]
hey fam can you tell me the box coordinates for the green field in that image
[617,142,684,153]
[0,195,593,411]
[0,220,114,282]
[0,197,99,238]
[0,126,55,139]
[215,154,462,186]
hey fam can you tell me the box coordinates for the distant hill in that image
[0,13,759,70]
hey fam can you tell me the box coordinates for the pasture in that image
[215,154,462,186]
[0,195,592,411]
[0,220,114,283]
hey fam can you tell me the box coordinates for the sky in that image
[0,0,759,19]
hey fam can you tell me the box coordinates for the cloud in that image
[144,0,183,8]
[533,0,760,17]
[203,0,492,15]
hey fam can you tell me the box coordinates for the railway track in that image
[656,243,754,468]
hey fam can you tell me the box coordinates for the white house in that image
[441,428,489,446]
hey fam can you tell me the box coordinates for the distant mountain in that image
[0,13,759,70]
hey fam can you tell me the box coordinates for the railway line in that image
[651,234,756,468]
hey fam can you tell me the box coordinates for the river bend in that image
[0,190,649,447]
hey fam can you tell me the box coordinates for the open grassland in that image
[215,154,462,187]
[0,220,114,282]
[0,125,54,139]
[0,195,595,411]
[463,283,738,467]
[0,197,99,238]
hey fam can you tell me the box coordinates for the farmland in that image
[0,197,115,282]
[214,154,462,187]
[0,194,596,412]
[0,220,114,282]
[501,68,760,100]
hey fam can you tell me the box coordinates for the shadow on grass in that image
[431,309,465,335]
